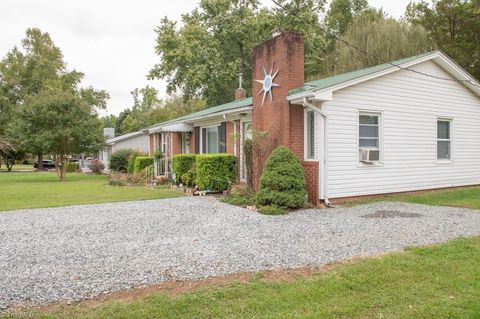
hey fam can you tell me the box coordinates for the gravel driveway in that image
[1,197,480,309]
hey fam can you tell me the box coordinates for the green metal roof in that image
[289,51,437,96]
[175,97,252,122]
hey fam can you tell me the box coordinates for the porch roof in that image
[149,122,193,133]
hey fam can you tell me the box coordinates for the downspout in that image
[302,97,330,206]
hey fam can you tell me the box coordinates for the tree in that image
[1,28,109,180]
[405,0,480,80]
[0,28,66,170]
[149,0,331,106]
[321,12,435,76]
[18,80,107,181]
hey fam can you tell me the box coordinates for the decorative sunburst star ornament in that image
[255,65,279,105]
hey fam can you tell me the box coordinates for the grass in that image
[345,185,480,210]
[0,164,34,172]
[6,236,480,319]
[0,172,182,211]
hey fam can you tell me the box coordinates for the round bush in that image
[256,146,306,211]
[109,149,134,172]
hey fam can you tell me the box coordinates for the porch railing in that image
[154,157,171,177]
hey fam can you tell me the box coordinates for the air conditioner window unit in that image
[360,148,380,163]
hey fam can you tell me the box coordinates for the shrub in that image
[196,154,236,192]
[110,149,134,172]
[134,156,154,173]
[127,151,147,173]
[88,160,105,175]
[222,184,255,207]
[66,162,79,173]
[108,173,127,186]
[256,146,306,212]
[172,154,197,185]
[181,164,197,187]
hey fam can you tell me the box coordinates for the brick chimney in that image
[234,73,247,100]
[251,31,305,189]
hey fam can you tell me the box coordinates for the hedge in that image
[66,162,79,173]
[196,154,236,192]
[172,154,197,185]
[110,149,134,172]
[133,156,154,173]
[128,151,147,173]
[256,146,306,213]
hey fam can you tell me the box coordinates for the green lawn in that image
[0,172,182,211]
[0,164,35,172]
[345,186,480,210]
[6,236,479,319]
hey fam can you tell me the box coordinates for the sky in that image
[0,0,413,116]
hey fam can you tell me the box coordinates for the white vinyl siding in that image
[323,60,480,198]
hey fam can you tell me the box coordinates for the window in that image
[437,119,452,160]
[182,132,190,154]
[359,114,379,148]
[359,113,381,163]
[205,127,218,153]
[306,111,315,159]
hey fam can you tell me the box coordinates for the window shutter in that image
[219,122,227,153]
[194,127,200,153]
[202,128,207,154]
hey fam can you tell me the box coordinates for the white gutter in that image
[302,97,330,206]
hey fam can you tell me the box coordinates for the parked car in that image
[33,160,56,169]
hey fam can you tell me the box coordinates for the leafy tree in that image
[101,114,118,130]
[1,28,108,180]
[405,0,480,80]
[149,0,275,106]
[325,0,370,36]
[320,12,435,76]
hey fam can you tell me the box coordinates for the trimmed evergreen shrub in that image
[196,154,236,192]
[172,154,197,184]
[133,156,154,173]
[256,146,306,213]
[110,149,134,172]
[127,151,147,173]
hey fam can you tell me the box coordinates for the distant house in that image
[140,31,480,205]
[99,130,149,170]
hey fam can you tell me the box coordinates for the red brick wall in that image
[251,31,319,205]
[226,122,235,155]
[171,132,183,156]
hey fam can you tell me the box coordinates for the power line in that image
[271,0,480,89]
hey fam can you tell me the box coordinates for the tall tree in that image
[1,28,109,180]
[405,0,480,80]
[149,0,274,106]
[320,11,435,76]
[0,28,66,169]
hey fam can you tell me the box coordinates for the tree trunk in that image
[55,154,67,181]
[37,153,44,170]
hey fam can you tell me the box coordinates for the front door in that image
[240,121,252,181]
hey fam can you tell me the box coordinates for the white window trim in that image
[436,117,454,164]
[357,110,384,167]
[304,108,318,161]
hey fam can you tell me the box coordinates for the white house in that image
[136,32,480,205]
[99,130,149,170]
